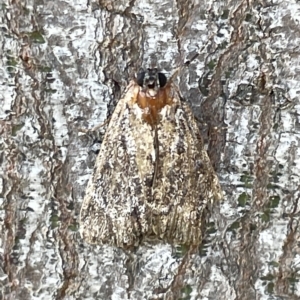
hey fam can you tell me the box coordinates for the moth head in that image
[136,69,167,94]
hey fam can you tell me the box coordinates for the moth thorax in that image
[135,69,171,125]
[147,89,158,97]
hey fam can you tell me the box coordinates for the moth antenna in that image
[167,43,206,85]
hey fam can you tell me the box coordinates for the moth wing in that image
[80,82,154,247]
[80,81,222,247]
[151,89,222,245]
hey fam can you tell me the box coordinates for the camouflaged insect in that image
[80,68,222,248]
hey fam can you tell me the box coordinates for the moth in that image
[80,68,222,248]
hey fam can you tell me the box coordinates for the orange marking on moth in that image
[135,84,173,126]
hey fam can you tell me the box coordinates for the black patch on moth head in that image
[137,69,167,89]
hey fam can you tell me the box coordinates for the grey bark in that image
[0,0,299,299]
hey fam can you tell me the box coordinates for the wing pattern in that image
[80,74,222,248]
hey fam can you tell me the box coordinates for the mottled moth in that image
[80,68,222,248]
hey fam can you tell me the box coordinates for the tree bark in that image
[1,0,300,299]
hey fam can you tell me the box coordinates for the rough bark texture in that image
[1,0,300,299]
